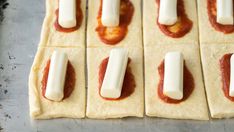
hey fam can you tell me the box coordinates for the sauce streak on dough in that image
[96,0,134,45]
[156,0,193,38]
[220,54,234,101]
[98,57,135,100]
[54,0,83,33]
[41,60,76,100]
[207,0,234,34]
[157,60,194,104]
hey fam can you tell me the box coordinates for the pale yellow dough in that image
[197,0,234,44]
[201,44,234,118]
[144,44,209,120]
[29,47,86,119]
[86,47,144,119]
[143,0,198,46]
[87,0,142,48]
[38,0,86,47]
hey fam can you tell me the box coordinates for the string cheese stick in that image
[163,52,184,100]
[217,0,233,25]
[59,0,77,28]
[101,48,128,98]
[45,51,68,101]
[101,0,120,27]
[158,0,178,25]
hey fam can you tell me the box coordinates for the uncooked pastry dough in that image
[86,47,144,119]
[38,0,86,47]
[197,0,234,44]
[87,0,142,48]
[201,44,234,118]
[143,0,198,46]
[29,47,86,119]
[144,44,209,120]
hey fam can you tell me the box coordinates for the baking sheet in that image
[1,0,234,131]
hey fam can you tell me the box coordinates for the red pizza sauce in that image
[220,53,234,101]
[98,57,136,100]
[95,0,134,45]
[41,60,76,100]
[157,60,194,104]
[207,0,234,34]
[156,0,193,38]
[54,0,83,33]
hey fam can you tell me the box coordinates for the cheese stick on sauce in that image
[229,54,234,97]
[100,48,128,98]
[217,0,233,25]
[101,0,120,27]
[158,0,178,25]
[45,51,68,101]
[163,52,184,100]
[59,0,77,28]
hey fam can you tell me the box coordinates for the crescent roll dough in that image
[201,44,234,118]
[87,0,142,48]
[86,47,144,119]
[143,0,199,46]
[145,44,209,120]
[198,0,234,44]
[29,47,86,119]
[38,0,86,47]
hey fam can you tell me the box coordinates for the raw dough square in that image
[197,0,234,44]
[201,44,234,118]
[86,47,144,118]
[29,47,86,119]
[38,0,86,47]
[144,44,209,120]
[143,0,198,46]
[87,0,142,48]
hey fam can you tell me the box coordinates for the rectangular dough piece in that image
[144,44,209,120]
[201,44,234,118]
[86,47,144,118]
[87,0,142,48]
[29,47,86,119]
[38,0,86,47]
[143,0,198,46]
[197,0,234,44]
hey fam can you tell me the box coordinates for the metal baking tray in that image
[1,0,234,131]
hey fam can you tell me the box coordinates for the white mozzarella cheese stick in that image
[100,48,128,98]
[45,51,68,101]
[217,0,233,25]
[229,54,234,97]
[158,0,178,25]
[58,0,77,28]
[101,0,120,27]
[163,52,184,100]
